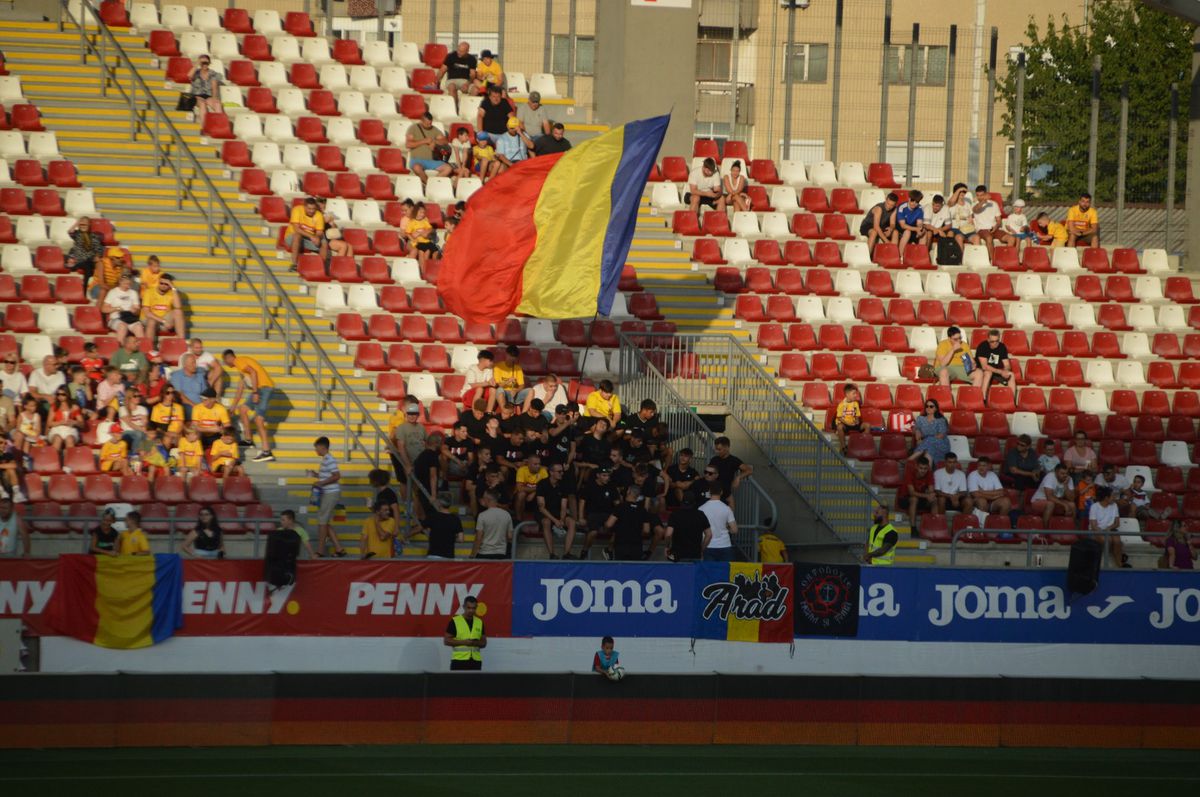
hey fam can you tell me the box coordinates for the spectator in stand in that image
[412,432,445,526]
[699,483,738,561]
[187,55,222,124]
[999,199,1032,250]
[66,217,105,299]
[102,272,144,344]
[471,489,513,559]
[110,335,149,387]
[0,494,28,558]
[517,90,552,139]
[11,395,42,453]
[1089,487,1129,568]
[685,157,725,214]
[495,117,532,173]
[975,328,1016,396]
[898,455,935,524]
[359,502,398,560]
[933,453,972,515]
[971,185,1002,257]
[139,254,163,299]
[141,273,186,347]
[118,511,151,556]
[934,326,983,388]
[387,402,423,490]
[97,247,132,308]
[192,388,230,448]
[438,41,477,101]
[574,417,610,483]
[405,112,453,184]
[493,345,528,409]
[28,355,65,408]
[602,483,651,561]
[448,126,473,182]
[119,391,149,452]
[525,374,567,418]
[476,84,515,137]
[406,203,440,269]
[664,448,699,508]
[462,350,497,412]
[1031,462,1075,526]
[175,424,204,478]
[441,423,476,481]
[46,388,82,451]
[222,349,274,462]
[313,197,353,260]
[832,383,863,456]
[1160,524,1196,570]
[665,492,710,563]
[584,380,622,427]
[709,436,753,499]
[308,436,346,557]
[181,506,225,559]
[1003,434,1042,491]
[946,183,977,249]
[578,465,620,551]
[208,425,243,477]
[1066,192,1100,247]
[622,399,659,438]
[98,428,130,475]
[471,131,500,181]
[967,456,1011,517]
[533,122,571,157]
[0,356,25,430]
[285,197,326,270]
[88,507,119,557]
[722,160,751,212]
[859,192,898,252]
[514,451,548,518]
[921,194,952,248]
[95,367,124,414]
[474,49,505,94]
[894,190,925,249]
[187,339,224,396]
[1030,212,1068,247]
[1063,431,1098,479]
[458,397,491,444]
[1095,462,1132,517]
[537,462,576,559]
[169,354,209,417]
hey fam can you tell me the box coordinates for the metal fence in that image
[616,332,876,547]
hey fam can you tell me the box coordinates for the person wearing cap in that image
[517,91,552,138]
[437,40,476,101]
[473,49,505,95]
[999,198,1032,250]
[192,387,230,448]
[285,197,327,270]
[388,401,426,497]
[476,83,515,136]
[96,246,131,307]
[405,112,453,184]
[533,122,571,157]
[685,157,725,214]
[495,116,532,172]
[470,131,500,181]
[142,272,186,348]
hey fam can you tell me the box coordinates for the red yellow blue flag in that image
[437,114,670,322]
[49,553,183,649]
[694,562,794,643]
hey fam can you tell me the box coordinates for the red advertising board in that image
[0,559,512,637]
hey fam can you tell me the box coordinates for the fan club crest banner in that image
[793,563,861,638]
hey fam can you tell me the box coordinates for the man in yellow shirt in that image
[360,503,398,559]
[286,196,327,269]
[1066,192,1100,247]
[473,49,505,95]
[584,380,622,427]
[118,511,151,556]
[493,345,528,408]
[514,452,548,519]
[142,273,186,348]
[222,349,275,463]
[833,383,863,455]
[933,326,983,388]
[192,388,231,447]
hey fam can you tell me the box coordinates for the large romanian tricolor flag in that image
[437,114,670,322]
[49,553,183,649]
[694,562,794,643]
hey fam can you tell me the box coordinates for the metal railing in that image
[617,332,877,545]
[948,527,1170,568]
[60,1,395,470]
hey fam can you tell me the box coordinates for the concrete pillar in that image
[594,1,698,158]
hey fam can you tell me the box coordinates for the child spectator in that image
[176,424,205,478]
[449,126,473,180]
[404,202,438,269]
[471,131,500,180]
[118,511,150,556]
[833,383,863,455]
[593,636,620,675]
[999,199,1031,249]
[209,426,244,477]
[12,396,42,453]
[360,502,398,560]
[895,190,924,248]
[140,426,171,480]
[1031,212,1068,247]
[99,431,131,476]
[46,388,82,451]
[758,528,788,562]
[67,367,94,418]
[80,342,105,384]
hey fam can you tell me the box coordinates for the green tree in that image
[998,0,1192,203]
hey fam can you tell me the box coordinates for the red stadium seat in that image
[400,316,433,343]
[735,295,766,322]
[778,353,810,380]
[1036,303,1069,330]
[353,342,386,370]
[849,325,881,352]
[148,30,181,57]
[1112,248,1143,274]
[756,324,787,351]
[691,238,725,265]
[817,325,849,351]
[753,240,786,265]
[672,211,701,236]
[285,10,316,36]
[290,63,321,90]
[309,90,340,116]
[333,39,365,65]
[1022,247,1052,272]
[1105,276,1135,302]
[1153,333,1184,360]
[83,474,116,504]
[419,345,452,373]
[865,271,897,298]
[871,244,902,269]
[336,313,367,341]
[903,244,933,270]
[1097,304,1132,331]
[1166,277,1199,304]
[165,57,193,84]
[830,188,862,214]
[222,7,254,32]
[715,267,747,294]
[702,212,732,237]
[387,344,418,370]
[801,382,831,410]
[224,141,253,169]
[784,241,814,267]
[1061,331,1093,358]
[866,163,901,189]
[748,159,781,184]
[787,323,817,350]
[800,187,831,214]
[855,299,887,326]
[813,242,846,268]
[823,214,854,241]
[954,272,984,300]
[1136,416,1166,444]
[1055,360,1087,388]
[367,315,400,342]
[805,269,835,296]
[1081,247,1111,273]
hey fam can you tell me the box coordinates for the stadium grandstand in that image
[0,0,1197,789]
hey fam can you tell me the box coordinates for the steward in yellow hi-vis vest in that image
[444,595,486,670]
[865,505,899,566]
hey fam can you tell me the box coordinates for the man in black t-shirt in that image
[665,448,700,508]
[519,399,550,441]
[497,429,528,478]
[474,465,512,513]
[607,448,633,493]
[537,463,576,559]
[425,508,463,559]
[604,485,652,561]
[497,403,523,436]
[975,328,1015,396]
[441,423,476,480]
[412,433,444,519]
[547,404,577,466]
[621,430,652,467]
[533,123,572,156]
[437,41,477,101]
[708,436,752,502]
[666,494,711,561]
[622,399,659,436]
[457,400,491,443]
[575,418,611,483]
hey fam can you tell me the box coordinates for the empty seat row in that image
[128,4,316,38]
[0,131,61,160]
[22,470,257,503]
[355,342,619,382]
[0,187,96,218]
[25,499,276,535]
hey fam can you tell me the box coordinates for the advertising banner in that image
[793,562,861,638]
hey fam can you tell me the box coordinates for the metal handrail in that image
[60,1,396,470]
[948,526,1168,568]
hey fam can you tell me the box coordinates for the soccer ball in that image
[605,664,625,681]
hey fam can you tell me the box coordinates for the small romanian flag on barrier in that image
[437,114,671,323]
[694,562,794,643]
[49,554,184,649]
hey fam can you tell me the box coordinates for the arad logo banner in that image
[693,562,793,643]
[512,562,693,637]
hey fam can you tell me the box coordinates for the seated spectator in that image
[537,462,576,559]
[187,339,224,395]
[471,489,513,559]
[971,184,1001,256]
[176,424,205,478]
[722,160,751,212]
[142,273,186,347]
[999,198,1032,249]
[0,356,24,430]
[493,345,528,409]
[1066,192,1100,247]
[28,354,66,407]
[946,183,977,248]
[517,90,552,139]
[1003,434,1042,491]
[895,190,924,248]
[622,399,659,437]
[967,456,1011,516]
[285,197,327,270]
[584,379,622,427]
[833,383,863,456]
[476,84,515,136]
[1160,524,1196,571]
[405,112,453,183]
[471,131,500,180]
[1030,212,1068,247]
[1031,462,1075,525]
[1037,438,1062,474]
[404,202,438,268]
[111,334,149,388]
[708,436,753,499]
[685,157,725,214]
[187,55,222,125]
[95,367,124,414]
[1095,462,1132,516]
[578,464,620,540]
[533,122,571,157]
[314,197,353,260]
[1088,487,1128,568]
[519,399,550,446]
[102,272,144,344]
[192,388,230,447]
[462,351,497,413]
[934,326,983,387]
[449,126,473,181]
[665,492,711,562]
[208,425,243,477]
[859,192,898,252]
[99,431,131,475]
[933,452,972,515]
[472,461,510,516]
[547,403,578,465]
[1129,474,1163,521]
[514,451,548,517]
[11,396,41,453]
[46,388,82,451]
[119,391,148,452]
[441,422,476,481]
[438,41,477,102]
[181,506,225,559]
[169,354,209,415]
[899,456,935,524]
[1062,431,1098,479]
[139,254,163,301]
[360,502,398,560]
[118,511,150,556]
[921,194,951,248]
[574,417,610,482]
[0,493,27,557]
[524,375,567,418]
[139,425,171,480]
[66,217,105,299]
[495,117,532,173]
[473,49,505,95]
[974,328,1017,395]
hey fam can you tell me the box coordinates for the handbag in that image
[176,93,197,112]
[119,310,139,325]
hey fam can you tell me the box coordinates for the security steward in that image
[864,504,898,566]
[444,594,487,670]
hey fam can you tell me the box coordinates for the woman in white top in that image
[100,273,144,344]
[119,392,149,452]
[722,160,751,212]
[46,388,82,450]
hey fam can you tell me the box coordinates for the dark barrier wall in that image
[2,674,1198,750]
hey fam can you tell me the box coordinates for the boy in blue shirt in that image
[896,190,925,249]
[592,636,619,675]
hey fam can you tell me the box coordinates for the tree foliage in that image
[998,0,1192,203]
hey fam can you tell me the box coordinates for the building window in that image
[884,44,948,86]
[784,43,828,83]
[695,122,732,149]
[883,140,945,182]
[778,139,827,163]
[696,39,732,82]
[551,35,595,75]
